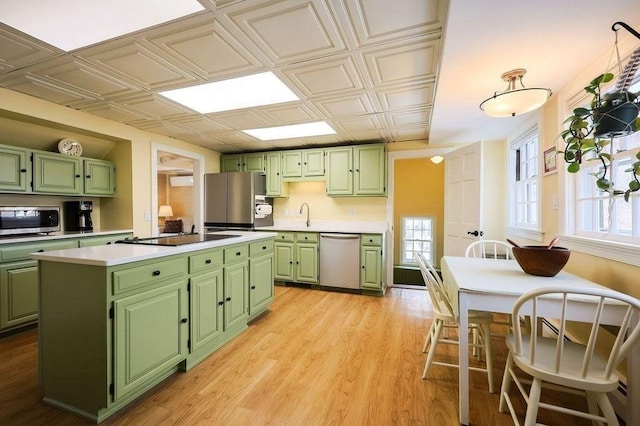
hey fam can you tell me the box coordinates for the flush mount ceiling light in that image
[479,69,552,117]
[2,0,204,51]
[243,122,336,141]
[160,72,300,114]
[430,155,444,164]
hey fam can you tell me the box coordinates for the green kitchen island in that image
[31,231,276,423]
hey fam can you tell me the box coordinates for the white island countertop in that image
[30,231,277,267]
[259,220,387,234]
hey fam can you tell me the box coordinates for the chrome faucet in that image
[299,203,310,227]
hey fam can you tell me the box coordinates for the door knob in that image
[467,230,484,237]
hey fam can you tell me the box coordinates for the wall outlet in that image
[144,210,151,221]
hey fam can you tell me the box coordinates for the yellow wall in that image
[272,181,387,223]
[0,88,220,236]
[393,157,444,266]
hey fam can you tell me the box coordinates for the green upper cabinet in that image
[221,153,265,173]
[266,152,289,197]
[221,155,242,172]
[281,149,325,180]
[302,149,325,177]
[326,144,386,197]
[354,144,386,196]
[0,145,30,192]
[243,153,266,173]
[83,158,115,196]
[281,151,302,178]
[325,147,353,195]
[32,152,82,195]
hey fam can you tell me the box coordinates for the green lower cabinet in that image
[190,270,224,353]
[360,245,382,290]
[274,242,294,280]
[295,243,318,283]
[249,254,274,320]
[113,279,189,401]
[0,260,38,329]
[224,261,249,330]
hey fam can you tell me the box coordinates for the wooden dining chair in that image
[465,240,514,340]
[499,286,640,426]
[415,253,495,393]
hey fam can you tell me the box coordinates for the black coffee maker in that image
[63,201,93,232]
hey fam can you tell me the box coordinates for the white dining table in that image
[440,255,640,425]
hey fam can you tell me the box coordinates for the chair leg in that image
[585,392,601,426]
[422,319,444,379]
[480,323,494,393]
[498,352,513,413]
[523,377,542,426]
[594,391,619,426]
[423,320,437,353]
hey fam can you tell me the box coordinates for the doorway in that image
[151,143,204,236]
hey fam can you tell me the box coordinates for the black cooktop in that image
[115,233,240,246]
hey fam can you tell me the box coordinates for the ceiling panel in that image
[0,1,447,151]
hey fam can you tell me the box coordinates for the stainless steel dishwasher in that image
[319,233,361,289]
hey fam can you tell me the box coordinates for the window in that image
[402,217,435,265]
[572,79,640,244]
[509,128,539,230]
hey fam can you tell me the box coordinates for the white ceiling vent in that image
[170,176,193,187]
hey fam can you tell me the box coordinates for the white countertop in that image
[0,229,133,245]
[30,231,277,267]
[259,220,387,234]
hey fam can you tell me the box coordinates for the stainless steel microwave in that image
[0,206,60,235]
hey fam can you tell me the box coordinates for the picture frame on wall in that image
[543,146,557,175]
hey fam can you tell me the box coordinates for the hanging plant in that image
[559,27,640,201]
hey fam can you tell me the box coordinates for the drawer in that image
[276,232,295,242]
[361,234,382,246]
[250,239,274,256]
[78,233,133,247]
[0,239,78,262]
[224,244,249,264]
[112,257,187,295]
[189,249,223,274]
[295,232,318,243]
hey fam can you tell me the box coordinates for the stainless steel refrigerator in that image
[204,172,273,229]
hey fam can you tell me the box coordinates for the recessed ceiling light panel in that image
[243,122,336,141]
[2,0,205,51]
[159,72,300,113]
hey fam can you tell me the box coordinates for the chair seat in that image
[431,301,494,324]
[506,335,620,393]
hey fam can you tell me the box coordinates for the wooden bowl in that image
[512,246,570,277]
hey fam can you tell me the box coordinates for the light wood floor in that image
[1,285,596,425]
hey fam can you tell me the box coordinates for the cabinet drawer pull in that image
[236,251,241,256]
[37,249,44,252]
[262,246,267,250]
[205,259,212,264]
[180,318,188,324]
[304,237,308,240]
[152,270,161,276]
[226,297,231,302]
[251,285,256,289]
[369,239,373,242]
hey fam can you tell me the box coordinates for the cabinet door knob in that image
[349,169,353,173]
[251,285,256,290]
[75,174,81,178]
[236,251,241,256]
[226,297,231,302]
[38,249,44,252]
[152,270,161,276]
[262,246,267,250]
[289,261,293,264]
[218,301,224,306]
[180,318,188,323]
[356,169,360,172]
[20,168,27,173]
[86,175,91,179]
[296,261,299,264]
[362,265,365,269]
[205,259,212,264]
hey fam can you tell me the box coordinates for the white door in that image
[444,142,483,256]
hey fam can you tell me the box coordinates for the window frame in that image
[508,126,543,240]
[400,216,436,266]
[559,77,640,267]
